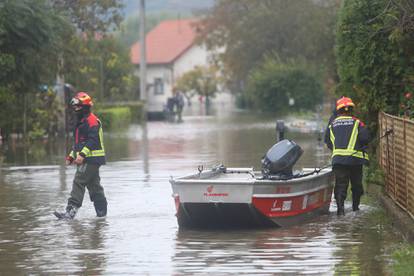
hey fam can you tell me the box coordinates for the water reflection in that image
[173,206,397,275]
[68,220,108,275]
[173,219,337,275]
[331,208,396,275]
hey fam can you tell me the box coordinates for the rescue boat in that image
[170,140,334,228]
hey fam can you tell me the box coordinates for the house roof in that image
[131,19,199,65]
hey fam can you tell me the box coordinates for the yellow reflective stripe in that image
[77,121,106,158]
[357,151,369,160]
[347,120,359,150]
[330,118,368,161]
[329,125,335,150]
[81,147,91,156]
[98,125,105,151]
[333,149,354,155]
[80,148,105,157]
[333,149,369,160]
[90,150,105,157]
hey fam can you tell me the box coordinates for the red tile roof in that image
[131,19,199,65]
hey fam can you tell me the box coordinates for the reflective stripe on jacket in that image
[325,116,369,165]
[69,112,106,165]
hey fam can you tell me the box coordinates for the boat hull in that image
[171,168,334,228]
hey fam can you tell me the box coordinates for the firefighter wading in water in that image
[324,96,370,216]
[54,92,107,219]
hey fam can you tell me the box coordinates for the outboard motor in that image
[261,139,303,179]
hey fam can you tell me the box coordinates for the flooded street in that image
[0,107,403,275]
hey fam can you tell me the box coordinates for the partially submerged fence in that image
[379,112,414,219]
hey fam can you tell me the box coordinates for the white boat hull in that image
[170,167,334,228]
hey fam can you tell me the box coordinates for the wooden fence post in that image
[404,117,408,209]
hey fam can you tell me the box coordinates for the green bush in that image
[123,102,144,123]
[235,93,251,109]
[95,107,131,129]
[96,101,144,128]
[246,58,323,113]
[363,155,385,187]
[335,0,413,134]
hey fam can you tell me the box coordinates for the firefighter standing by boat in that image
[324,96,370,216]
[54,92,108,219]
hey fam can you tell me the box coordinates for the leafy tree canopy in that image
[51,0,124,33]
[64,35,138,102]
[247,57,323,113]
[0,0,131,138]
[336,0,414,132]
[199,0,338,84]
[175,65,219,100]
[0,0,72,136]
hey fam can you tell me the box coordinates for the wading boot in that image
[337,205,345,216]
[54,205,78,220]
[335,196,345,216]
[336,197,345,216]
[94,199,107,217]
[352,197,360,211]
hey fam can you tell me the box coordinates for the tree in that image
[0,0,73,138]
[174,66,219,107]
[335,0,413,132]
[247,57,323,113]
[0,0,131,138]
[63,35,138,102]
[50,0,124,33]
[198,0,338,93]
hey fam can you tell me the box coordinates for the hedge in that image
[95,101,144,129]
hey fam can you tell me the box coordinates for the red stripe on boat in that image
[252,187,333,217]
[174,195,180,213]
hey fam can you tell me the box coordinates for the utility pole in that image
[99,57,104,102]
[56,56,66,138]
[139,0,149,175]
[139,0,147,121]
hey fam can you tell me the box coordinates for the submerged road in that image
[0,108,403,275]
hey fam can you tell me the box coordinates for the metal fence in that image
[379,112,414,220]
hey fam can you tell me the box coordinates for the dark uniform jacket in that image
[69,112,106,165]
[324,115,369,166]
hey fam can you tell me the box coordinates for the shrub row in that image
[95,102,144,129]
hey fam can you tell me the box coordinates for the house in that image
[130,19,210,116]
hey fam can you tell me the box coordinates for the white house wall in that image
[145,65,173,112]
[136,44,210,113]
[172,44,209,80]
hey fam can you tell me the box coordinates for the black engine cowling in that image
[261,139,303,178]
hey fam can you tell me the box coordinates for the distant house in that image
[130,19,210,115]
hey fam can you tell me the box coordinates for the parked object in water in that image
[170,140,334,228]
[275,120,285,141]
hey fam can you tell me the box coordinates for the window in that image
[154,78,164,95]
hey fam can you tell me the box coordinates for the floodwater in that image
[0,105,403,275]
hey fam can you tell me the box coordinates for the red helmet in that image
[71,92,93,107]
[336,96,354,111]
